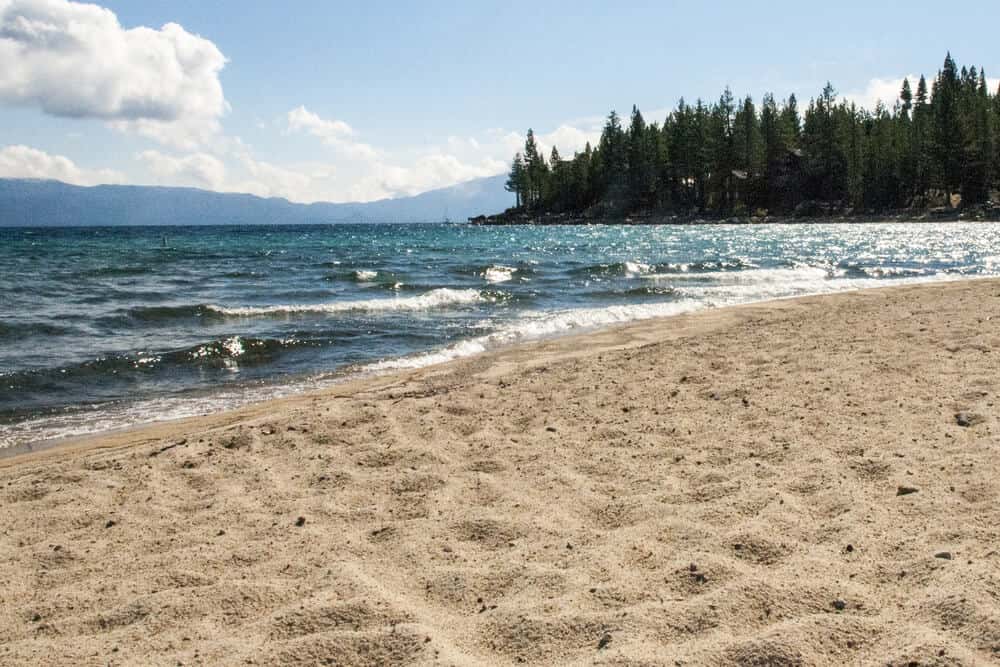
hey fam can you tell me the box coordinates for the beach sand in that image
[2,280,999,666]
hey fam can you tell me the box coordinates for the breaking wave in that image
[207,288,486,317]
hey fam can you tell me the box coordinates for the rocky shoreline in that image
[470,203,1000,225]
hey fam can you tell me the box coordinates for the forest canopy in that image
[504,54,999,218]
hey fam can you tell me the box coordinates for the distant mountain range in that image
[0,175,513,226]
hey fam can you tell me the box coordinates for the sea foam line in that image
[365,299,704,372]
[366,268,977,373]
[207,287,483,316]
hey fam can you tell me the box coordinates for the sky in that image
[0,0,998,204]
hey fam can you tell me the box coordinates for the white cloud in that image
[286,106,377,160]
[127,112,600,204]
[0,0,228,148]
[537,124,600,156]
[842,75,918,111]
[231,152,316,202]
[843,75,1000,111]
[360,153,506,201]
[287,106,355,141]
[0,144,125,185]
[138,149,225,189]
[278,106,515,201]
[486,120,601,163]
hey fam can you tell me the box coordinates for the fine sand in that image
[2,280,1000,666]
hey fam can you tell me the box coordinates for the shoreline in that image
[0,275,990,465]
[3,278,1000,665]
[469,209,1000,226]
[0,276,994,466]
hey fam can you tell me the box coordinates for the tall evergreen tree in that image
[522,129,548,208]
[803,83,848,202]
[780,94,802,143]
[505,153,527,208]
[598,110,628,208]
[912,75,932,202]
[932,53,964,205]
[961,69,994,204]
[733,95,762,211]
[900,78,913,120]
[707,87,737,211]
[627,105,656,208]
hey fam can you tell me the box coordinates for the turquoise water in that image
[2,222,999,447]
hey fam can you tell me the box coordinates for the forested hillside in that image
[501,54,999,220]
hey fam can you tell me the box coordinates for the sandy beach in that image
[2,279,999,666]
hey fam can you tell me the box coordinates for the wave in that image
[590,286,679,299]
[367,267,971,374]
[319,268,408,286]
[221,270,262,279]
[483,265,517,283]
[207,288,487,317]
[569,260,653,277]
[654,259,755,274]
[645,266,831,284]
[452,262,537,282]
[837,264,934,279]
[0,336,313,394]
[78,265,154,278]
[0,321,78,340]
[119,304,224,323]
[366,299,703,372]
[570,258,753,278]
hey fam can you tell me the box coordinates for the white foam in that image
[365,267,973,375]
[646,266,830,284]
[674,267,964,307]
[366,299,703,373]
[354,269,378,281]
[624,260,654,275]
[207,288,484,316]
[483,265,517,283]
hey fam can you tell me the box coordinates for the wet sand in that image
[2,279,999,666]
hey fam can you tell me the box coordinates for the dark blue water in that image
[2,222,999,447]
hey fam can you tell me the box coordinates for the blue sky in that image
[0,0,997,203]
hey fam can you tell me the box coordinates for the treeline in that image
[505,54,1000,217]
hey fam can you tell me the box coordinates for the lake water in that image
[2,222,999,448]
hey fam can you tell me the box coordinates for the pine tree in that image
[548,146,565,210]
[780,94,802,143]
[995,83,1000,195]
[803,83,848,202]
[733,95,762,211]
[912,75,932,202]
[627,105,656,208]
[707,87,737,211]
[900,78,913,120]
[759,93,781,210]
[846,103,865,208]
[523,129,547,208]
[505,153,527,209]
[932,53,963,205]
[896,79,916,203]
[598,110,628,208]
[961,69,993,204]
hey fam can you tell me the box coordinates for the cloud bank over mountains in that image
[0,144,124,185]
